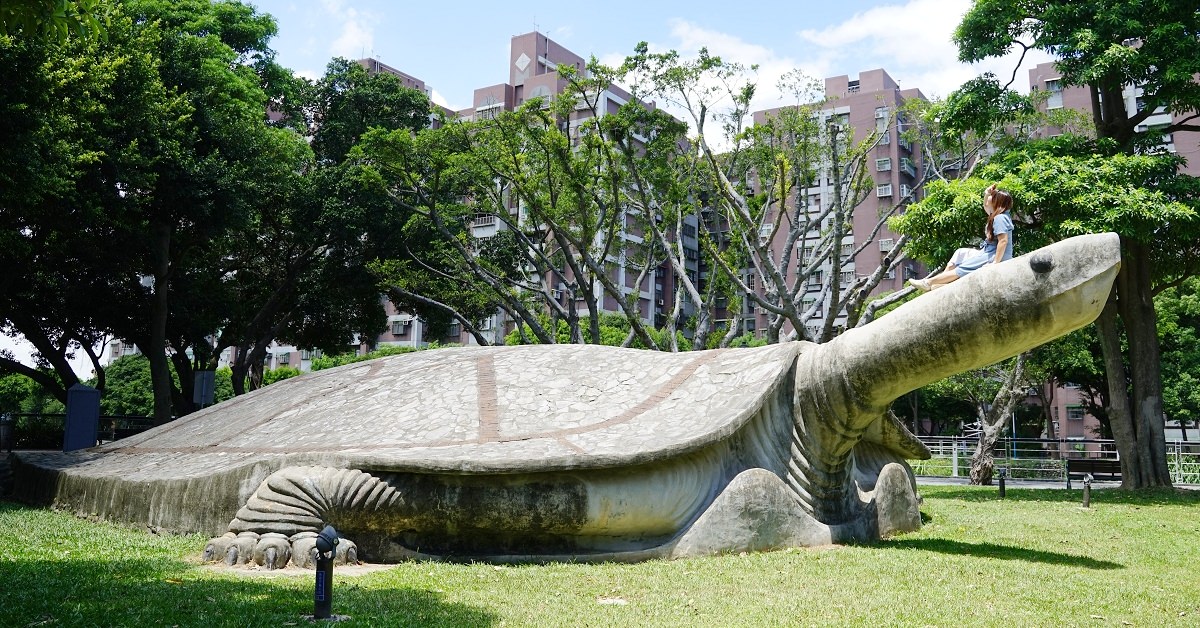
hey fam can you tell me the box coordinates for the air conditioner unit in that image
[551,289,563,300]
[875,109,886,119]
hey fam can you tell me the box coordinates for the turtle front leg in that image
[201,466,399,569]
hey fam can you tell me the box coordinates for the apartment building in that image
[1028,60,1200,175]
[747,69,927,339]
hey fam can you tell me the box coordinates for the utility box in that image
[64,384,101,452]
[193,371,216,408]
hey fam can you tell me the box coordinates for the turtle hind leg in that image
[202,466,392,569]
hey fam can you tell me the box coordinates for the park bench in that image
[1065,457,1121,488]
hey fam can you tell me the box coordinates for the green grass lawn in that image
[2,486,1197,627]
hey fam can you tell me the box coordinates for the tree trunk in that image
[147,220,174,426]
[1095,291,1144,487]
[969,425,1000,485]
[1116,243,1172,486]
[1040,384,1059,459]
[969,354,1027,485]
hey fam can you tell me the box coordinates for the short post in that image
[313,525,339,620]
[997,467,1007,498]
[1082,473,1093,508]
[951,439,959,477]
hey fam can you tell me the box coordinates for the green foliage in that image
[260,366,300,387]
[310,345,419,372]
[726,333,768,348]
[503,313,693,351]
[310,57,431,164]
[0,373,65,414]
[98,356,159,416]
[0,0,106,41]
[1157,277,1200,426]
[892,139,1200,272]
[940,73,1034,139]
[955,0,1200,149]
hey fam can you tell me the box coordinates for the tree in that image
[103,0,287,423]
[953,0,1200,487]
[624,46,920,345]
[1156,277,1200,439]
[0,8,169,404]
[198,56,432,395]
[360,62,684,349]
[924,354,1031,484]
[894,139,1200,486]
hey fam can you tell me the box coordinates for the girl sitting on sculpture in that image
[909,183,1014,291]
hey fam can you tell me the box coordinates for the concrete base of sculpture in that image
[9,233,1121,567]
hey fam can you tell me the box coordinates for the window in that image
[390,320,410,336]
[277,352,290,365]
[900,157,916,178]
[900,184,913,198]
[840,270,855,285]
[840,242,853,259]
[878,130,890,145]
[877,184,893,197]
[1067,406,1085,421]
[746,274,756,291]
[879,238,894,252]
[807,271,823,290]
[876,158,892,172]
[682,224,697,238]
[744,317,756,332]
[1045,79,1063,109]
[874,106,888,119]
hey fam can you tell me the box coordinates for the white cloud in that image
[329,9,374,60]
[796,0,1054,98]
[653,19,819,122]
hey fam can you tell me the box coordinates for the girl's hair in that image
[985,188,1014,241]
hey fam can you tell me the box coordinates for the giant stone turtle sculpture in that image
[11,233,1121,568]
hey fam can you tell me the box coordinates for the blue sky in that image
[251,0,1053,112]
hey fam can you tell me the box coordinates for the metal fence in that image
[0,413,155,451]
[913,436,1200,485]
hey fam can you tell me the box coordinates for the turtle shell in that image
[69,343,804,481]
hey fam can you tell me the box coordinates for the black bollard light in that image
[1082,473,1093,508]
[313,524,339,620]
[997,467,1007,498]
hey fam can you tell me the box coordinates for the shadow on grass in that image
[884,538,1123,570]
[0,556,497,627]
[921,486,1199,506]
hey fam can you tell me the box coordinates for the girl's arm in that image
[993,232,1008,264]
